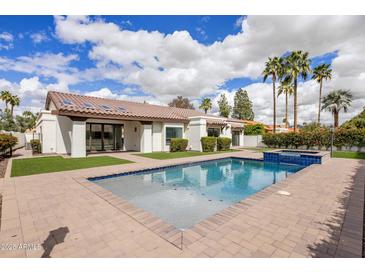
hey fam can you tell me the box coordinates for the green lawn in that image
[135,149,239,160]
[332,151,365,160]
[11,156,134,177]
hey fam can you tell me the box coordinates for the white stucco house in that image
[36,91,245,157]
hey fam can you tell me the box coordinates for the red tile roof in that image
[46,91,220,122]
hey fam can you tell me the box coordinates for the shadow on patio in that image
[307,160,365,258]
[41,226,70,258]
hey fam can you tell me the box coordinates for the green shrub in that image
[244,124,265,135]
[170,138,188,152]
[0,133,18,155]
[30,139,41,154]
[262,133,276,148]
[217,137,231,151]
[262,128,365,150]
[201,137,216,152]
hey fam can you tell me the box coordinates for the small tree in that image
[244,124,265,135]
[0,90,12,110]
[199,98,212,114]
[9,95,20,116]
[218,93,231,118]
[322,89,353,128]
[312,63,332,124]
[232,88,254,120]
[0,109,17,131]
[168,96,195,109]
[15,111,38,133]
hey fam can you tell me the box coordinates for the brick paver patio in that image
[0,150,364,258]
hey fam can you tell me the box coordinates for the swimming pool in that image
[90,157,303,229]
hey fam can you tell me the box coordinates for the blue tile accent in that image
[263,151,323,167]
[88,156,267,181]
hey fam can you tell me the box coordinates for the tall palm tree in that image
[283,51,311,132]
[199,98,212,114]
[312,63,332,124]
[322,89,352,128]
[9,95,20,116]
[278,80,294,128]
[1,90,13,110]
[262,56,283,133]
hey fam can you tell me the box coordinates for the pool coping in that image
[73,156,316,250]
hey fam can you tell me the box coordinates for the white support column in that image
[188,117,207,151]
[140,123,152,153]
[71,120,86,158]
[239,131,244,147]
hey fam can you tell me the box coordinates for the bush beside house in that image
[0,133,18,156]
[170,138,188,152]
[217,137,231,151]
[262,128,365,150]
[30,139,41,154]
[201,137,232,152]
[201,137,217,152]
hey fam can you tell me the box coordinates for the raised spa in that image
[263,149,330,166]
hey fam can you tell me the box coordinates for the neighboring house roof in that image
[266,125,294,132]
[45,91,220,122]
[229,122,244,129]
[206,118,227,126]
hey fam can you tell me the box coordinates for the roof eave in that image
[57,110,188,123]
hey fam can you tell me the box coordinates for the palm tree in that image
[278,80,294,128]
[312,64,332,124]
[262,56,283,133]
[322,90,352,128]
[199,98,212,114]
[1,90,13,110]
[9,95,20,116]
[283,51,311,132]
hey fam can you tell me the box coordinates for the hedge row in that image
[0,133,18,155]
[262,128,365,149]
[170,138,188,152]
[201,137,232,152]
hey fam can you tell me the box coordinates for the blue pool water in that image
[91,157,303,229]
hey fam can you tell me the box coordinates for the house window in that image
[207,128,220,137]
[166,127,182,145]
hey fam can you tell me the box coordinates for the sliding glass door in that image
[86,123,124,152]
[103,124,114,150]
[86,124,103,151]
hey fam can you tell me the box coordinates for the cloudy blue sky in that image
[0,15,364,125]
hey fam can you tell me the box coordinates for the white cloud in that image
[84,87,161,105]
[54,15,365,125]
[30,32,50,44]
[0,77,48,115]
[0,31,14,50]
[1,16,365,125]
[234,16,245,29]
[0,32,13,42]
[0,52,79,89]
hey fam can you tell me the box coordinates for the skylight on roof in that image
[117,106,127,112]
[83,102,94,109]
[62,99,73,106]
[100,105,112,111]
